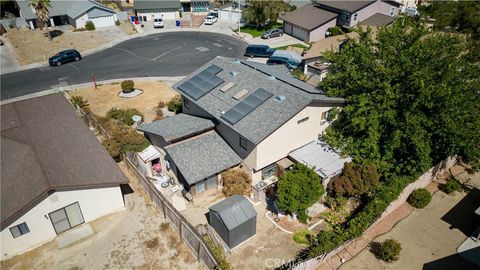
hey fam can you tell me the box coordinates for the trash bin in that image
[176,20,180,27]
[130,16,135,23]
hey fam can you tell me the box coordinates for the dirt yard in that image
[1,162,204,270]
[340,189,480,270]
[73,81,178,122]
[4,28,108,65]
[117,21,137,36]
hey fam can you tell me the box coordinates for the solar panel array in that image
[177,64,225,100]
[221,88,273,125]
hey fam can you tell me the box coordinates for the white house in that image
[1,94,129,260]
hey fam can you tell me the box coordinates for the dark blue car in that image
[49,49,82,66]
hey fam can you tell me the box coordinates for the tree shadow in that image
[369,241,382,259]
[423,251,479,270]
[441,189,480,236]
[43,29,64,39]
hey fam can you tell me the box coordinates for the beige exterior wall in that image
[351,0,399,27]
[309,18,337,42]
[244,105,332,175]
[1,187,125,260]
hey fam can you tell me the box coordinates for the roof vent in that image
[234,59,241,64]
[229,71,239,78]
[269,75,276,80]
[220,82,235,93]
[233,89,248,100]
[275,95,286,103]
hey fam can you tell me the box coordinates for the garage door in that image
[292,25,308,42]
[152,12,176,20]
[89,15,115,28]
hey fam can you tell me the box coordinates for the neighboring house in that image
[281,0,400,42]
[134,0,181,21]
[395,0,417,12]
[0,94,129,260]
[139,56,345,199]
[218,2,244,22]
[16,0,118,29]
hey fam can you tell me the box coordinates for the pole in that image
[92,73,97,89]
[238,0,241,34]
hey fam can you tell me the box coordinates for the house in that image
[281,0,400,42]
[0,93,129,260]
[134,0,181,21]
[394,0,418,13]
[138,57,345,199]
[16,0,118,29]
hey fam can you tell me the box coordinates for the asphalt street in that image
[0,31,247,100]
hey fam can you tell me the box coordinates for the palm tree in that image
[28,0,52,40]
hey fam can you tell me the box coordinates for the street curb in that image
[0,76,184,105]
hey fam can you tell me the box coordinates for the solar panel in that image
[221,88,273,125]
[177,64,225,100]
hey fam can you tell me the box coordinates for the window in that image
[206,175,217,189]
[262,163,277,180]
[183,97,190,109]
[341,11,350,22]
[196,180,206,193]
[353,13,358,21]
[49,202,84,234]
[9,222,30,238]
[297,117,309,124]
[239,136,247,150]
[389,7,395,16]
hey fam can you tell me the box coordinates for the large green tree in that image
[276,163,324,214]
[321,21,480,176]
[242,0,294,28]
[28,0,51,40]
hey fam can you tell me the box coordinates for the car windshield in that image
[54,52,62,57]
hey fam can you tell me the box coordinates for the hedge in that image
[441,178,462,194]
[407,188,431,209]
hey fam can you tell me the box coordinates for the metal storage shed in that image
[208,195,257,249]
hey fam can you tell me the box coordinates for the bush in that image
[222,168,252,197]
[112,125,150,153]
[297,209,309,224]
[121,80,135,93]
[85,20,95,30]
[115,20,120,26]
[73,27,86,32]
[70,95,90,114]
[292,69,307,81]
[167,96,182,113]
[328,162,380,197]
[293,230,312,245]
[407,188,431,209]
[102,138,121,161]
[203,236,232,270]
[324,195,347,211]
[441,178,462,194]
[378,239,402,262]
[327,26,343,37]
[106,107,143,126]
[158,101,166,108]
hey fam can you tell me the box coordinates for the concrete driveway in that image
[0,39,20,74]
[248,34,308,48]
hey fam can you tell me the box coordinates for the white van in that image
[153,15,164,28]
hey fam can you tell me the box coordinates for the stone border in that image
[118,88,143,98]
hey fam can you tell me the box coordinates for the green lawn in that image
[238,22,283,37]
[273,43,310,50]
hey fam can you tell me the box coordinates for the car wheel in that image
[268,36,271,39]
[56,61,62,66]
[75,57,80,61]
[250,54,254,58]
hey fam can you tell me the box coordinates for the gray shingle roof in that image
[314,0,375,13]
[209,195,256,230]
[281,3,338,31]
[138,114,214,143]
[1,93,129,229]
[134,0,181,10]
[174,57,344,145]
[360,13,396,26]
[165,131,241,185]
[16,0,114,20]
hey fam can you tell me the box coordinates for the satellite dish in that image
[132,115,142,123]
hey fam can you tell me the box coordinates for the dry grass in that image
[5,28,108,65]
[117,21,137,35]
[73,81,177,122]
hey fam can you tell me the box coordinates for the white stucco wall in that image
[1,186,124,260]
[244,105,332,173]
[74,13,89,28]
[137,11,179,21]
[309,18,337,42]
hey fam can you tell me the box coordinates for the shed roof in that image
[134,0,181,10]
[164,131,241,185]
[359,13,396,26]
[16,0,114,20]
[209,195,256,230]
[138,114,215,143]
[281,3,338,31]
[1,93,129,229]
[313,0,375,13]
[289,139,352,179]
[174,57,344,145]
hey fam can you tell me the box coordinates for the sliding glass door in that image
[49,202,85,234]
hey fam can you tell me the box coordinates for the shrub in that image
[378,239,402,262]
[115,20,120,26]
[70,95,90,114]
[102,138,121,161]
[203,236,232,270]
[441,178,462,194]
[85,20,95,30]
[327,26,343,37]
[293,230,312,245]
[320,208,348,226]
[277,163,324,214]
[167,96,182,113]
[73,27,86,32]
[222,168,252,197]
[407,188,431,209]
[106,107,143,126]
[158,101,166,108]
[112,125,150,153]
[121,80,135,93]
[328,162,380,197]
[324,195,347,211]
[292,69,307,81]
[297,209,309,224]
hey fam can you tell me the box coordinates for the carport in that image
[209,195,256,249]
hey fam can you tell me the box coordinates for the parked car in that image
[153,15,164,28]
[266,50,302,69]
[244,45,275,58]
[48,49,82,66]
[261,28,283,39]
[204,16,218,25]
